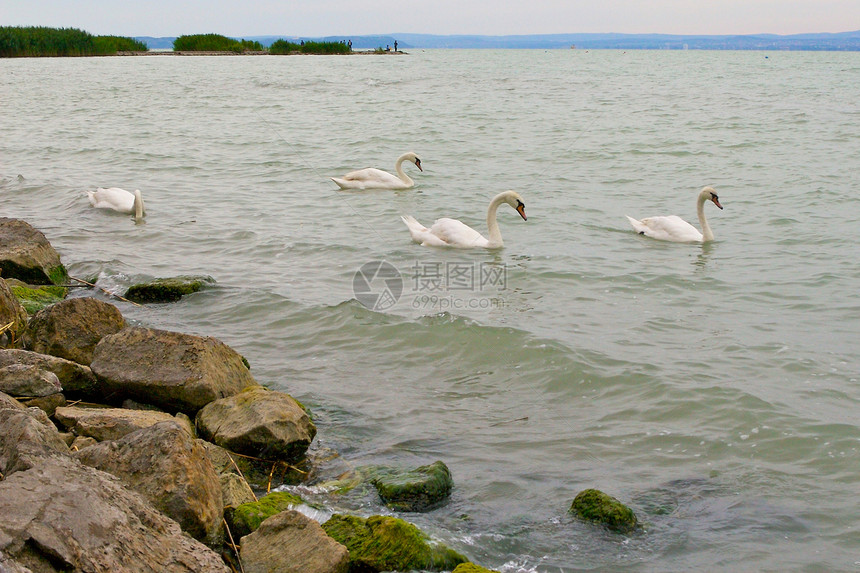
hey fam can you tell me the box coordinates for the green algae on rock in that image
[569,488,638,533]
[124,275,214,303]
[227,491,304,539]
[8,281,66,315]
[367,460,453,511]
[452,563,502,573]
[322,514,467,572]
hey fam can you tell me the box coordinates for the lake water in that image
[2,49,859,572]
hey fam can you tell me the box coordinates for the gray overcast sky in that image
[2,0,858,37]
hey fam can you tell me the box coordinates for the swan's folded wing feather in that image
[636,215,703,242]
[428,218,489,248]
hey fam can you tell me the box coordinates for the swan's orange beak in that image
[516,202,527,221]
[712,197,723,209]
[415,159,423,172]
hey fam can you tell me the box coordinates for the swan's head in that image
[504,191,527,221]
[700,186,723,210]
[405,152,423,172]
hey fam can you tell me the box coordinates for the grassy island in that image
[269,39,351,55]
[0,26,146,57]
[173,34,264,53]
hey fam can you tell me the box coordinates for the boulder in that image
[75,421,224,546]
[196,386,316,463]
[0,456,229,572]
[322,514,468,572]
[0,363,62,397]
[125,275,215,303]
[0,390,26,411]
[90,326,259,415]
[0,218,67,285]
[21,391,66,416]
[368,460,454,512]
[5,278,66,315]
[569,488,638,533]
[23,297,126,365]
[200,439,307,493]
[228,491,304,539]
[0,348,98,396]
[452,564,501,573]
[221,472,258,510]
[0,407,70,476]
[54,405,178,442]
[240,510,349,573]
[0,277,28,349]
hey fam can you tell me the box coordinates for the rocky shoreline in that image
[0,217,637,572]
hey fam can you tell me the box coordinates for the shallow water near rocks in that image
[2,49,859,571]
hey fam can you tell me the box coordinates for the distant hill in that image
[135,31,860,51]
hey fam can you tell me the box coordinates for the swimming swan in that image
[626,186,723,243]
[401,190,527,248]
[87,187,145,220]
[331,152,422,190]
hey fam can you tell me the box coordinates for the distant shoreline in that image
[116,50,406,56]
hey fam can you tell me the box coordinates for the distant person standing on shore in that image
[394,40,398,52]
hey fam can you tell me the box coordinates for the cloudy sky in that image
[2,0,858,37]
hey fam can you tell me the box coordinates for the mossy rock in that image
[8,281,67,314]
[124,275,214,303]
[453,564,501,573]
[226,491,304,539]
[322,514,467,572]
[569,488,638,533]
[367,460,453,512]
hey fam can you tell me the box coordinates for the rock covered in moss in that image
[452,563,501,573]
[0,218,67,285]
[24,297,126,365]
[368,460,453,511]
[227,491,304,539]
[124,275,214,303]
[196,386,316,462]
[6,278,66,315]
[569,488,638,533]
[322,514,467,572]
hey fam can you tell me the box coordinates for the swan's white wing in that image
[427,218,489,248]
[627,215,703,243]
[332,168,408,189]
[401,215,449,247]
[88,187,135,213]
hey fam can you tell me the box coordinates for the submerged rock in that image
[0,218,67,285]
[569,488,638,533]
[90,326,259,415]
[368,460,454,512]
[125,275,215,303]
[322,514,468,572]
[196,386,316,463]
[452,564,502,573]
[24,297,126,366]
[240,509,349,573]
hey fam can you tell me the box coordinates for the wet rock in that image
[5,278,66,315]
[196,386,316,463]
[0,277,27,348]
[452,564,501,573]
[228,491,304,539]
[0,218,67,285]
[75,421,224,546]
[322,514,468,572]
[90,326,259,415]
[0,348,98,397]
[0,363,62,397]
[569,488,638,533]
[125,275,215,303]
[0,456,229,572]
[368,460,454,512]
[0,407,70,476]
[23,297,126,366]
[240,509,349,573]
[54,405,178,441]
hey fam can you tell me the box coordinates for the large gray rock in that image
[196,386,316,463]
[0,348,98,396]
[240,510,349,573]
[90,326,259,415]
[0,363,62,397]
[0,456,229,572]
[0,277,28,348]
[0,407,70,476]
[0,390,26,411]
[23,297,126,365]
[54,405,178,442]
[0,218,67,285]
[75,421,224,546]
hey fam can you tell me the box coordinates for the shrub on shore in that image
[173,33,263,53]
[0,26,146,57]
[269,39,351,55]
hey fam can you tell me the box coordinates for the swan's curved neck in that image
[394,156,414,186]
[697,193,714,242]
[486,193,508,248]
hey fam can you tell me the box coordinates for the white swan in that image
[626,186,723,243]
[331,152,422,190]
[402,190,527,249]
[87,187,145,220]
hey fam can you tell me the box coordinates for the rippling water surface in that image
[2,50,860,571]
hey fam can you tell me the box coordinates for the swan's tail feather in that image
[330,177,349,189]
[401,215,429,243]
